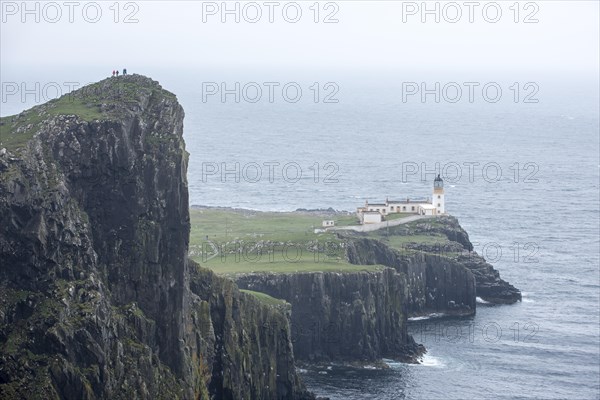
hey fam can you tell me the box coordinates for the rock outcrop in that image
[236,269,424,363]
[0,75,313,399]
[345,238,477,317]
[343,215,521,315]
[234,215,520,363]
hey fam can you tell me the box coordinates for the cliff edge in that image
[0,75,313,399]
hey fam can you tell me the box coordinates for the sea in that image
[2,68,599,399]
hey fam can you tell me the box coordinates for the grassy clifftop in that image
[188,207,472,275]
[0,75,177,153]
[355,216,473,258]
[189,207,384,275]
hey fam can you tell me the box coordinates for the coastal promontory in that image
[0,76,313,399]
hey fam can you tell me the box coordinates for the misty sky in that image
[1,0,599,75]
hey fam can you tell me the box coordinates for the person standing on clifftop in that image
[112,70,115,77]
[116,70,119,76]
[123,68,127,75]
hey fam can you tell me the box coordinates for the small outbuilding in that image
[362,211,383,224]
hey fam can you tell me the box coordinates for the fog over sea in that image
[2,70,599,399]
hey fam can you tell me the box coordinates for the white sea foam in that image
[522,297,535,303]
[408,313,446,321]
[476,296,491,304]
[412,354,445,368]
[521,292,535,303]
[382,358,401,368]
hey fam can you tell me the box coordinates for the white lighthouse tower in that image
[433,174,445,215]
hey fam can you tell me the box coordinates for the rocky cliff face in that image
[188,264,313,400]
[344,216,521,315]
[233,217,519,363]
[0,75,312,399]
[235,269,424,363]
[390,216,521,304]
[345,238,477,317]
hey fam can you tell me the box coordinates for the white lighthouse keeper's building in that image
[356,174,446,224]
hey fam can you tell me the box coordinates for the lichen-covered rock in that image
[0,75,313,399]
